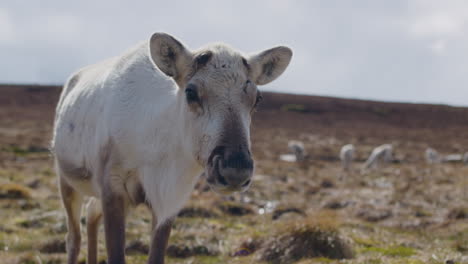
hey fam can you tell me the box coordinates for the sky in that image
[1,1,468,106]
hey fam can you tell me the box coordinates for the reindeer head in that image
[149,33,292,194]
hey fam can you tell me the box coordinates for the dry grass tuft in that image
[0,182,32,199]
[257,212,354,263]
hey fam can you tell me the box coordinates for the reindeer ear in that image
[149,33,193,79]
[248,46,292,85]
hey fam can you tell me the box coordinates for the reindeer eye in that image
[185,85,199,103]
[196,52,212,67]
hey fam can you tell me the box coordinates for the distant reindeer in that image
[442,154,463,163]
[288,140,306,161]
[339,144,355,171]
[425,148,440,164]
[463,152,468,165]
[52,33,292,264]
[363,144,393,170]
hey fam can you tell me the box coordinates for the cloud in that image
[1,1,468,106]
[0,8,15,44]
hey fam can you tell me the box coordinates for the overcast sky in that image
[1,1,468,106]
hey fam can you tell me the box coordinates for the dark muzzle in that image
[207,146,254,191]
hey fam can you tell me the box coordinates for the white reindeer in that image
[425,148,440,164]
[288,140,306,161]
[52,33,292,264]
[339,144,355,171]
[363,144,393,170]
[442,154,463,163]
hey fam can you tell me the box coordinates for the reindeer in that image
[339,144,355,171]
[363,144,393,170]
[52,33,292,264]
[288,140,306,161]
[425,147,440,164]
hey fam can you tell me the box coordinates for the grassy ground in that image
[0,85,467,263]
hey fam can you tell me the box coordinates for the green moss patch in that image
[362,246,416,257]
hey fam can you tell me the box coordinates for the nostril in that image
[208,146,226,166]
[224,152,254,170]
[241,179,251,187]
[217,173,228,186]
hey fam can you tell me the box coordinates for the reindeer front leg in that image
[101,178,128,264]
[148,214,174,264]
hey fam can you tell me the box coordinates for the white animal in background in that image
[363,144,393,169]
[288,140,306,161]
[425,148,440,164]
[463,152,468,164]
[339,144,355,171]
[280,140,306,163]
[52,32,292,264]
[442,154,463,163]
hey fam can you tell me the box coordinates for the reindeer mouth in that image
[205,154,252,194]
[206,155,226,185]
